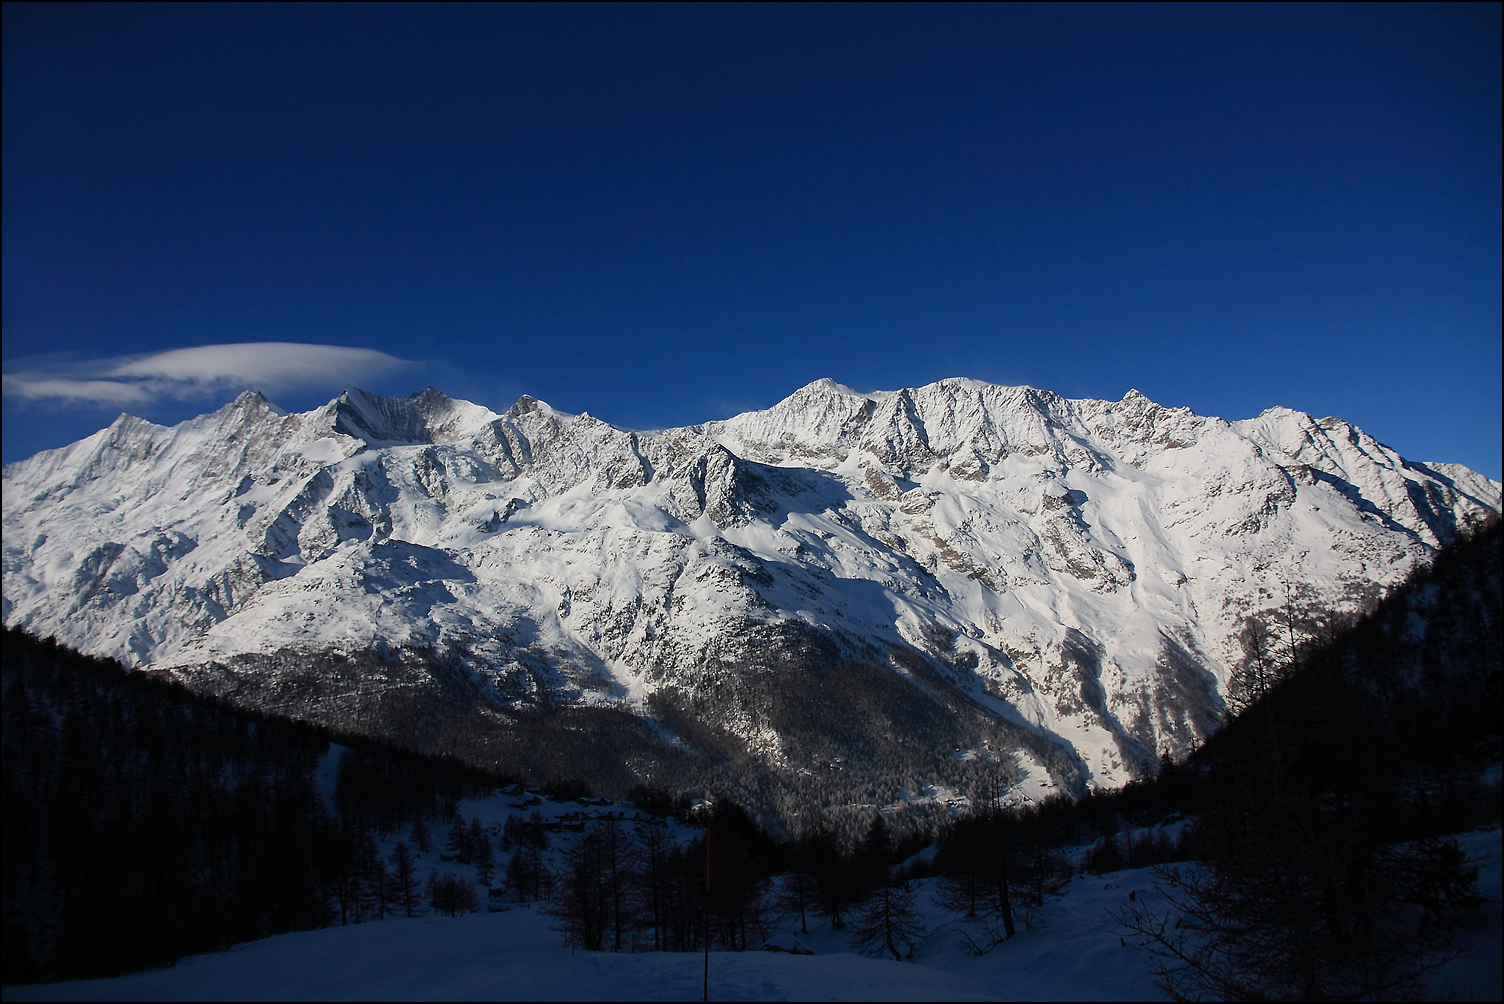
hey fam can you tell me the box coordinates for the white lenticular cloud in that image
[2,343,414,407]
[0,376,158,406]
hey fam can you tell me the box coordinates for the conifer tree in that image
[634,819,675,950]
[799,825,854,930]
[506,826,550,905]
[410,818,431,854]
[475,830,496,887]
[937,811,1017,942]
[551,828,609,950]
[390,842,420,917]
[852,880,924,960]
[467,817,486,863]
[772,871,817,934]
[446,808,470,863]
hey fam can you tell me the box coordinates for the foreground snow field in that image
[8,829,1497,1003]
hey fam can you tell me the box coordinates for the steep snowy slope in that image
[4,379,1497,823]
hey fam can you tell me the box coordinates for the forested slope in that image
[1,631,509,984]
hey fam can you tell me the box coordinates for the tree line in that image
[1114,513,1501,1000]
[1,629,511,984]
[537,785,1078,960]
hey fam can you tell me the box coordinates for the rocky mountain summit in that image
[4,378,1498,827]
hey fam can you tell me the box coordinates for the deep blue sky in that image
[4,3,1500,479]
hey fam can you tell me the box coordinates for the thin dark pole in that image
[703,823,712,1002]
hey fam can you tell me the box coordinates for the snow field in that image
[10,806,1495,1003]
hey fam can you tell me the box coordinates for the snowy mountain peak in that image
[229,388,287,416]
[326,386,501,447]
[3,379,1499,816]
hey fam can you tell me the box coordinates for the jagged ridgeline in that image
[0,629,509,983]
[3,378,1499,826]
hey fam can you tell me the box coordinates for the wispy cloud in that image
[2,343,414,408]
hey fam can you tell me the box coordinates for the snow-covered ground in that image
[9,827,1497,1002]
[1442,826,1504,1002]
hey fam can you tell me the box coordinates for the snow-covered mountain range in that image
[4,378,1498,824]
